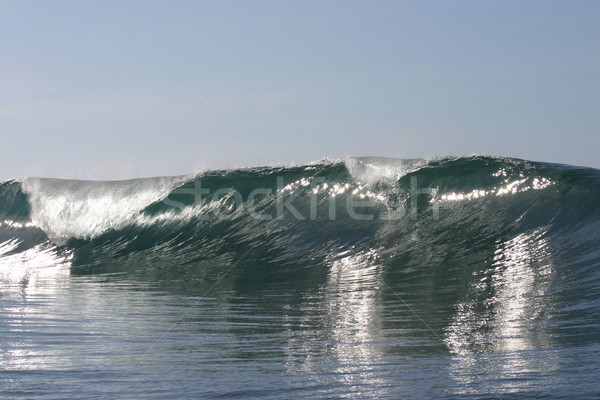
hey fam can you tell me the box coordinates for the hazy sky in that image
[2,1,599,179]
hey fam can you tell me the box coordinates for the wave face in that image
[2,156,600,346]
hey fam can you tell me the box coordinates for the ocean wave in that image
[0,156,598,277]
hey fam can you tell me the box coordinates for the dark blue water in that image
[1,156,600,399]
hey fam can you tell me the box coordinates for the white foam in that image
[22,176,184,244]
[344,157,429,185]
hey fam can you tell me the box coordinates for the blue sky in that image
[1,1,599,179]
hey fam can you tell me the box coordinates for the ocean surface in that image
[1,156,599,399]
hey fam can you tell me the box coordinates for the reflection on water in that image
[282,250,390,397]
[0,240,70,289]
[0,231,597,398]
[0,240,170,379]
[445,228,559,395]
[325,251,386,395]
[0,240,72,371]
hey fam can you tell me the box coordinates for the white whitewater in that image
[22,176,183,244]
